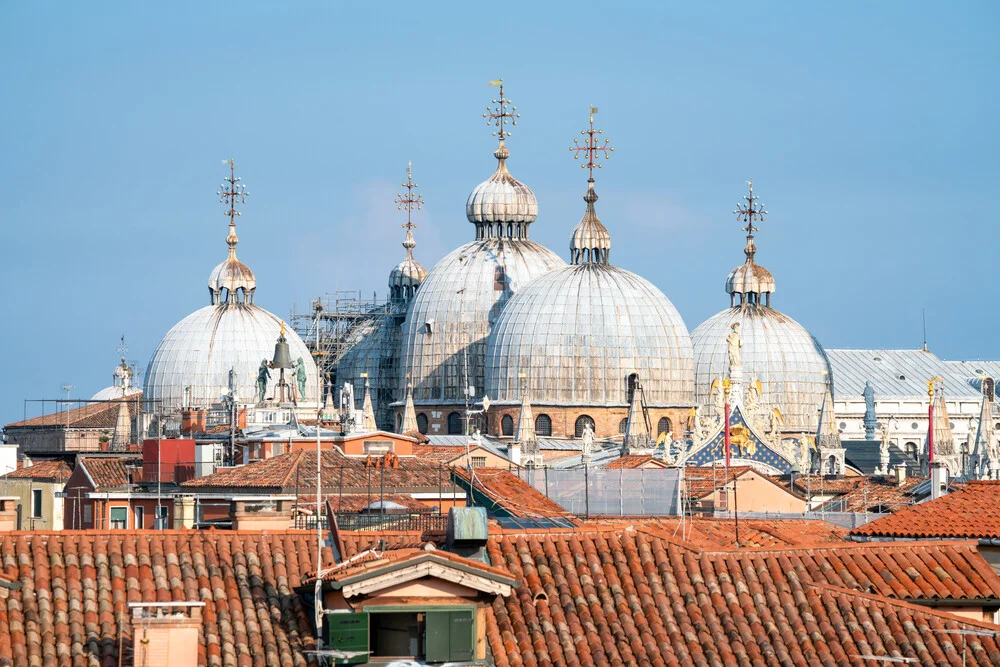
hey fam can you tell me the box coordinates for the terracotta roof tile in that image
[484,527,1000,666]
[308,547,515,585]
[0,530,324,665]
[453,467,578,521]
[183,449,456,492]
[79,456,141,489]
[602,454,668,469]
[853,480,1000,539]
[5,398,141,429]
[0,459,72,481]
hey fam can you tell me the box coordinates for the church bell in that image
[271,334,293,370]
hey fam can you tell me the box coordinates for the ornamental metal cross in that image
[218,158,248,224]
[734,179,766,235]
[570,106,614,180]
[484,79,518,141]
[394,161,424,230]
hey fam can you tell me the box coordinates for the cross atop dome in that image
[209,159,256,305]
[395,161,423,233]
[484,78,518,156]
[734,179,766,263]
[389,162,428,303]
[569,107,614,265]
[726,180,775,307]
[218,158,249,253]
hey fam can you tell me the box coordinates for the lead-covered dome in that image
[692,181,830,432]
[399,122,565,403]
[485,262,694,405]
[144,162,318,412]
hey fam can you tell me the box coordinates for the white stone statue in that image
[581,422,594,452]
[878,421,891,475]
[727,322,743,373]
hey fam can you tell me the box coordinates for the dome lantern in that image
[465,79,539,239]
[725,180,775,307]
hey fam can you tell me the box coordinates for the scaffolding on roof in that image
[290,291,401,430]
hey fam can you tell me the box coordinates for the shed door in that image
[425,609,475,663]
[324,612,369,664]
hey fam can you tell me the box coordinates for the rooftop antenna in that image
[922,307,928,352]
[61,385,74,400]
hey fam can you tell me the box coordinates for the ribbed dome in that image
[92,385,142,401]
[485,263,694,405]
[144,303,318,412]
[399,238,565,402]
[726,262,775,297]
[465,142,538,234]
[691,305,831,432]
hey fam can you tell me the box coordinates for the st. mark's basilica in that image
[119,81,1000,480]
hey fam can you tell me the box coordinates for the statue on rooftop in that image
[295,357,307,399]
[863,380,877,440]
[256,359,270,403]
[727,322,742,374]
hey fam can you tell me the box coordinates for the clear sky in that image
[0,2,997,425]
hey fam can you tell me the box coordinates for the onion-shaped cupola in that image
[399,80,564,405]
[725,180,775,307]
[484,108,694,413]
[389,162,428,305]
[691,181,831,433]
[465,79,538,240]
[208,161,256,305]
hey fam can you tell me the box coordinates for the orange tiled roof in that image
[183,449,454,491]
[591,516,849,549]
[602,454,669,469]
[1,459,72,482]
[5,398,141,429]
[338,529,439,559]
[308,546,515,585]
[0,530,324,664]
[853,480,1000,539]
[484,528,1000,666]
[79,456,140,489]
[453,467,578,521]
[411,443,474,462]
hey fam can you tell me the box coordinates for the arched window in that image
[395,413,402,432]
[501,414,514,436]
[447,412,463,435]
[626,373,639,402]
[535,414,552,437]
[904,441,917,458]
[416,413,428,435]
[619,418,628,434]
[575,415,595,438]
[657,417,672,436]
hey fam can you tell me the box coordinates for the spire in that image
[400,377,418,434]
[467,79,537,238]
[210,159,255,305]
[970,379,996,479]
[514,383,540,466]
[390,163,428,301]
[726,180,774,307]
[622,380,653,455]
[109,400,132,452]
[568,106,614,265]
[815,379,845,474]
[361,379,377,432]
[929,385,956,457]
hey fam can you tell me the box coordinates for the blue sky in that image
[0,2,997,425]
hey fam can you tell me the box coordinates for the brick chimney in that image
[130,602,204,667]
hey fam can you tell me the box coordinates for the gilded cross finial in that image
[394,161,424,231]
[218,158,248,226]
[117,334,128,362]
[734,180,766,236]
[484,79,518,143]
[570,106,614,182]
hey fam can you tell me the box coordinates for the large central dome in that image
[399,99,565,404]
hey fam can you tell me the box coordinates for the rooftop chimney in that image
[130,602,204,667]
[929,461,948,501]
[893,463,907,487]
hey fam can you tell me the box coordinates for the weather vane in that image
[570,106,614,181]
[394,161,424,230]
[734,180,766,237]
[218,158,248,225]
[117,334,128,361]
[484,79,518,142]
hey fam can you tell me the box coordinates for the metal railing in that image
[332,512,448,533]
